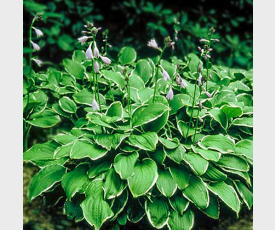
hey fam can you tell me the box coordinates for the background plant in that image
[23,11,253,229]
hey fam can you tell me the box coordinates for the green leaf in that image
[221,104,243,120]
[208,108,228,130]
[53,134,78,145]
[127,198,145,223]
[192,146,221,162]
[27,110,61,128]
[218,154,249,172]
[52,103,71,118]
[169,164,190,190]
[145,197,169,229]
[151,148,166,165]
[54,143,74,159]
[234,181,253,210]
[109,190,129,221]
[177,121,196,138]
[64,199,84,222]
[169,94,192,115]
[23,141,66,167]
[159,137,179,149]
[94,133,129,150]
[114,152,139,179]
[81,197,114,230]
[106,101,123,119]
[103,168,126,199]
[132,103,169,128]
[101,69,125,90]
[59,96,77,114]
[85,179,104,199]
[182,152,209,176]
[221,168,251,186]
[133,59,153,83]
[235,139,253,160]
[63,59,85,80]
[200,193,220,219]
[127,158,158,197]
[61,164,90,200]
[88,161,112,179]
[128,132,158,152]
[182,175,209,209]
[28,165,66,201]
[207,181,241,214]
[129,74,145,89]
[86,113,115,129]
[187,53,201,73]
[72,50,86,63]
[70,140,108,160]
[73,89,94,106]
[156,169,177,197]
[138,88,154,102]
[118,47,137,65]
[199,134,235,153]
[167,209,194,230]
[232,117,253,127]
[164,145,186,163]
[203,164,227,182]
[169,193,189,215]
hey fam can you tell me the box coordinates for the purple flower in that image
[78,36,89,45]
[92,98,100,111]
[32,27,43,38]
[198,63,202,73]
[205,91,212,98]
[199,101,202,110]
[198,73,202,86]
[147,38,159,50]
[30,41,40,52]
[200,38,209,43]
[166,87,174,100]
[93,42,100,58]
[94,61,100,73]
[85,43,93,60]
[180,79,187,89]
[162,69,170,80]
[100,56,111,65]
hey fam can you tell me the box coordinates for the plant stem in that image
[153,47,166,102]
[127,80,132,131]
[95,73,102,113]
[185,59,202,143]
[23,124,31,151]
[192,88,202,143]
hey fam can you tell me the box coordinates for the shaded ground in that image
[24,163,252,230]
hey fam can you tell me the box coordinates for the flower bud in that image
[200,38,210,43]
[199,101,202,110]
[78,36,89,45]
[162,69,170,81]
[198,63,202,73]
[198,46,202,52]
[85,43,93,59]
[92,98,100,111]
[198,73,202,86]
[211,38,220,42]
[166,87,174,100]
[100,56,111,65]
[205,91,212,98]
[93,42,100,58]
[32,27,43,38]
[147,38,160,51]
[180,80,187,89]
[32,58,43,67]
[199,117,203,123]
[30,41,40,52]
[94,61,100,73]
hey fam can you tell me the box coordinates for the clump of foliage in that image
[23,13,253,230]
[23,0,253,69]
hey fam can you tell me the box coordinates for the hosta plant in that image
[23,17,253,230]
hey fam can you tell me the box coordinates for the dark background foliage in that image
[23,1,253,229]
[23,0,253,72]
